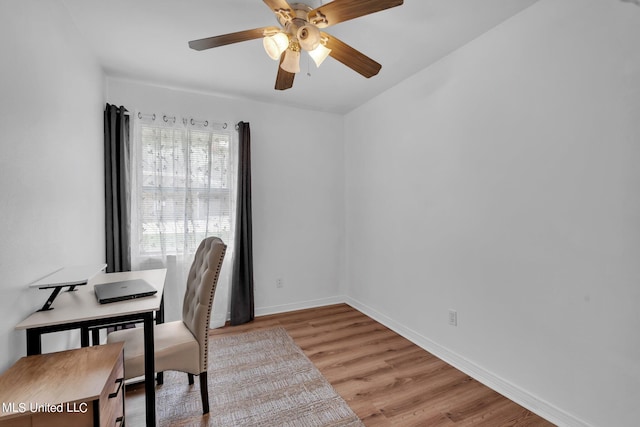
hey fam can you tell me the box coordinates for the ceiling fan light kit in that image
[281,44,301,73]
[263,31,290,60]
[296,23,321,51]
[308,40,331,67]
[188,0,404,90]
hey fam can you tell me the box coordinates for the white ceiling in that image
[61,0,540,114]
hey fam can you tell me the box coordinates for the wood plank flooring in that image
[125,304,555,426]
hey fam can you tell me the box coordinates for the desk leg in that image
[156,294,165,385]
[26,330,42,355]
[80,326,90,347]
[143,313,156,427]
[156,294,165,325]
[91,328,100,346]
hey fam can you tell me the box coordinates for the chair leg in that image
[199,372,209,414]
[156,372,164,385]
[188,373,194,385]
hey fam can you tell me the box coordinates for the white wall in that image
[345,0,640,426]
[0,1,105,371]
[106,79,346,321]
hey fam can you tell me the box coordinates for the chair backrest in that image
[182,236,227,372]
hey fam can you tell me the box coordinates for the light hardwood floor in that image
[125,304,555,426]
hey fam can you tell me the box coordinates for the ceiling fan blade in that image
[309,0,403,28]
[189,26,279,50]
[323,33,381,78]
[263,0,293,13]
[275,54,295,90]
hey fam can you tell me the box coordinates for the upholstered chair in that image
[107,236,226,414]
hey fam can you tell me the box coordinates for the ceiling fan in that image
[188,0,404,90]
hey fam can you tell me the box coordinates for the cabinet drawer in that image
[99,349,124,427]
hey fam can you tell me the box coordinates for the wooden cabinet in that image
[0,343,125,427]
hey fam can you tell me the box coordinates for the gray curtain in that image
[230,121,254,325]
[104,104,131,273]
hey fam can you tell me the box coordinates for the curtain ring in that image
[137,112,155,120]
[189,118,207,126]
[223,123,228,129]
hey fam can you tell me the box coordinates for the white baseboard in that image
[255,295,345,317]
[249,295,591,426]
[343,296,593,427]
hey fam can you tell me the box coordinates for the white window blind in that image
[137,122,231,254]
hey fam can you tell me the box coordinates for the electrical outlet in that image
[276,278,283,288]
[448,309,458,326]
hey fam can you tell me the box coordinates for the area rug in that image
[156,327,364,427]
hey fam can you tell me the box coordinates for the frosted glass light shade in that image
[297,24,321,51]
[308,43,331,67]
[280,48,300,73]
[263,32,289,60]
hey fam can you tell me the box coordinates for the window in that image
[132,115,234,261]
[129,113,236,326]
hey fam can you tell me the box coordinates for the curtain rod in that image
[136,111,231,129]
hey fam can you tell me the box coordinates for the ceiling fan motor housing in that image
[276,3,312,26]
[276,3,323,52]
